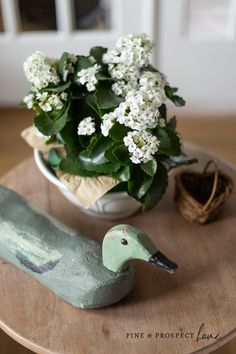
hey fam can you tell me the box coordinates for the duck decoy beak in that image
[149,251,178,273]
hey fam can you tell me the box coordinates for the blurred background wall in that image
[0,0,235,115]
[156,0,236,115]
[0,1,235,353]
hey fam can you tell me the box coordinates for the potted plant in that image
[22,33,195,219]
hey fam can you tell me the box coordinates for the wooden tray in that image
[0,143,236,354]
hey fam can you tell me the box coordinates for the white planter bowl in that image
[34,149,142,220]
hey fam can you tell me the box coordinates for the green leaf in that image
[159,104,167,119]
[104,141,120,162]
[141,164,168,211]
[166,116,177,130]
[48,148,62,167]
[34,104,70,136]
[73,95,100,120]
[128,167,153,200]
[96,72,113,81]
[171,87,178,93]
[165,85,174,98]
[89,46,107,64]
[112,166,130,182]
[95,82,123,110]
[167,129,181,156]
[78,151,107,169]
[57,52,69,80]
[164,154,198,170]
[158,128,181,156]
[90,162,121,174]
[109,122,130,140]
[79,136,111,165]
[109,182,127,193]
[34,113,66,136]
[77,136,122,174]
[77,136,121,175]
[42,81,71,93]
[140,159,157,177]
[59,122,78,153]
[87,134,100,151]
[112,145,130,164]
[165,85,185,107]
[85,94,101,116]
[172,95,185,107]
[76,56,92,71]
[157,128,171,149]
[78,135,91,149]
[59,157,96,176]
[104,141,130,165]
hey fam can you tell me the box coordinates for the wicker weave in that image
[174,160,233,224]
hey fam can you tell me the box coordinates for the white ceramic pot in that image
[33,149,142,220]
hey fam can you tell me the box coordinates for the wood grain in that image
[0,144,236,354]
[0,108,236,353]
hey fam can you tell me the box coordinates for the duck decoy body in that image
[0,186,177,309]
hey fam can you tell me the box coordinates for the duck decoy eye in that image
[121,238,128,245]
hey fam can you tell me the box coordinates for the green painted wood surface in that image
[0,186,177,309]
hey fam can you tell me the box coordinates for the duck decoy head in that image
[102,224,177,273]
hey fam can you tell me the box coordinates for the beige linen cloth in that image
[21,126,119,208]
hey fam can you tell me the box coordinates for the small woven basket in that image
[174,160,233,224]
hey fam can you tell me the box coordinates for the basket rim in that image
[174,168,233,211]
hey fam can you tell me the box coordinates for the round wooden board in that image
[0,144,236,354]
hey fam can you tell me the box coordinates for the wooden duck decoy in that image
[0,186,177,309]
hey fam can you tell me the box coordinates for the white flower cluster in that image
[103,33,154,69]
[116,88,164,131]
[111,80,139,97]
[101,72,166,134]
[77,117,96,136]
[124,131,160,164]
[103,33,154,96]
[23,92,68,112]
[23,51,60,90]
[100,69,168,163]
[23,35,169,166]
[77,63,101,92]
[139,70,167,90]
[101,111,117,137]
[23,93,35,109]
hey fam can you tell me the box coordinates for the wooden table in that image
[0,144,236,354]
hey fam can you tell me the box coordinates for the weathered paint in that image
[102,225,157,273]
[0,222,61,268]
[0,186,177,309]
[0,186,134,309]
[15,251,60,274]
